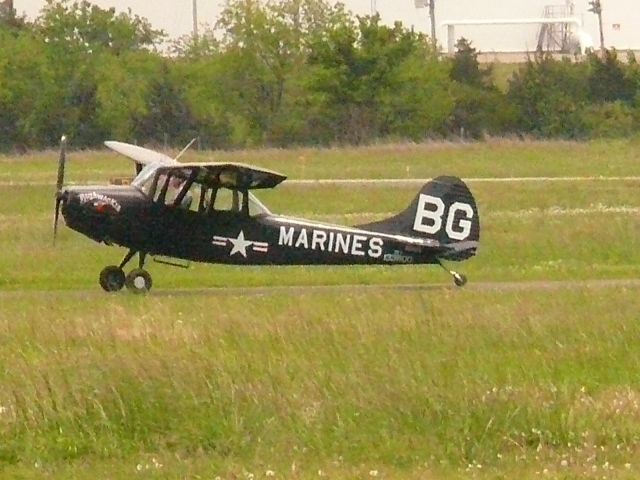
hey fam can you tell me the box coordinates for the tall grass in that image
[1,289,640,478]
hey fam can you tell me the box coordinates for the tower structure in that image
[537,1,576,52]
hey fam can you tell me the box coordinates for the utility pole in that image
[588,0,604,53]
[415,0,437,47]
[371,0,377,16]
[429,0,436,46]
[192,0,199,41]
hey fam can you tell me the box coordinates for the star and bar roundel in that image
[211,231,269,257]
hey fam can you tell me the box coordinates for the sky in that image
[12,0,640,51]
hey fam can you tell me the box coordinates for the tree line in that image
[1,0,640,151]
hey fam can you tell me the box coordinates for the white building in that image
[432,0,640,54]
[363,0,640,55]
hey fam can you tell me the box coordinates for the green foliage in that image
[94,51,162,141]
[587,49,635,103]
[0,27,62,147]
[37,0,164,55]
[507,54,590,138]
[450,37,492,88]
[448,38,516,138]
[2,0,640,150]
[380,46,454,139]
[133,62,199,146]
[582,101,638,138]
[305,15,449,143]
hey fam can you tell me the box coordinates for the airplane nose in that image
[56,189,69,205]
[59,189,77,213]
[53,189,70,244]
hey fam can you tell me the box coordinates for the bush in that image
[582,101,638,138]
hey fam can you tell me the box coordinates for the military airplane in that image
[53,137,480,293]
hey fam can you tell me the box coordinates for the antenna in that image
[371,0,377,15]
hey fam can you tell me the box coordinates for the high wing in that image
[155,163,287,190]
[104,141,177,166]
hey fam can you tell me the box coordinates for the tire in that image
[125,269,153,294]
[99,266,125,292]
[453,273,468,288]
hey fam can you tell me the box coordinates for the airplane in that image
[53,136,480,293]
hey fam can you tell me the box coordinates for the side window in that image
[153,172,200,211]
[180,182,200,212]
[213,188,240,212]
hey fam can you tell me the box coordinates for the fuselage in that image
[60,185,439,267]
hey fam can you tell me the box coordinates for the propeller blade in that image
[54,135,67,245]
[53,195,62,245]
[56,135,67,192]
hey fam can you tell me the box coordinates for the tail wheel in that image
[453,272,468,288]
[125,269,153,294]
[99,266,125,292]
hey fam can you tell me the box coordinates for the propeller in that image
[53,135,67,244]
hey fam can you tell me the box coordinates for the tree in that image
[305,15,451,143]
[170,27,220,58]
[30,0,166,147]
[213,0,349,145]
[587,49,634,104]
[507,53,590,138]
[447,38,515,138]
[94,51,163,141]
[134,62,199,146]
[37,0,164,55]
[450,38,492,88]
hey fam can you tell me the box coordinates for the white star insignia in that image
[228,230,253,258]
[212,231,269,257]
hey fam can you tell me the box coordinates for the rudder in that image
[358,176,480,261]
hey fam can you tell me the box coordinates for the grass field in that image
[1,139,639,478]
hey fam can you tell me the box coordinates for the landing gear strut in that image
[437,259,468,288]
[99,250,152,293]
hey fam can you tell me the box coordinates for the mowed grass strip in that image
[1,287,639,478]
[1,180,639,290]
[3,138,640,183]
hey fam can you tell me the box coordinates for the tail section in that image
[359,176,480,261]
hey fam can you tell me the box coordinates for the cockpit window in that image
[206,188,270,216]
[213,188,240,212]
[132,164,271,216]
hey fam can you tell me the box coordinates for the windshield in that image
[132,163,160,195]
[248,192,271,215]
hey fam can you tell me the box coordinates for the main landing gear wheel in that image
[99,249,151,294]
[125,268,153,294]
[99,266,125,292]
